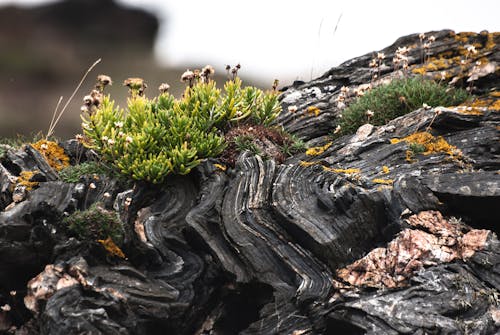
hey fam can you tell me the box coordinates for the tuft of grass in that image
[334,77,470,137]
[280,133,306,157]
[234,135,261,156]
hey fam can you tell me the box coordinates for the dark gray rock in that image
[0,30,499,334]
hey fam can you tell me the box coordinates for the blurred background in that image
[0,0,499,139]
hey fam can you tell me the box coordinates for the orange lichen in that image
[485,32,499,50]
[453,32,477,44]
[453,94,500,115]
[372,178,394,185]
[305,142,332,156]
[97,237,126,259]
[382,166,390,174]
[307,106,321,117]
[32,140,70,171]
[17,170,39,190]
[322,166,361,175]
[391,132,462,162]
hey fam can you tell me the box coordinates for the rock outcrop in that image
[0,30,499,334]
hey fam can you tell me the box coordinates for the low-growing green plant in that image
[58,161,115,183]
[280,133,306,157]
[234,135,261,155]
[63,202,123,244]
[81,70,281,184]
[334,77,470,137]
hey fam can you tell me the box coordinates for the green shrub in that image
[81,76,281,184]
[334,77,470,137]
[63,202,123,244]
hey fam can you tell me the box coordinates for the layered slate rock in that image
[0,30,499,334]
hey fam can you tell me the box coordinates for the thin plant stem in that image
[46,58,101,139]
[47,96,63,139]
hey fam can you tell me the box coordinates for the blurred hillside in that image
[0,0,261,139]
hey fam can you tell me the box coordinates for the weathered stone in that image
[0,29,499,334]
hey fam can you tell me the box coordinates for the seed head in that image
[158,83,170,93]
[466,45,477,54]
[123,77,147,96]
[202,65,215,76]
[83,95,92,105]
[96,74,112,91]
[181,70,194,82]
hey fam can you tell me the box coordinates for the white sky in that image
[2,0,500,85]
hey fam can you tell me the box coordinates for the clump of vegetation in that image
[63,202,124,244]
[0,144,9,159]
[81,66,282,184]
[59,161,115,183]
[219,124,303,166]
[334,77,470,137]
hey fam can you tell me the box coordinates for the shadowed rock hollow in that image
[0,30,499,334]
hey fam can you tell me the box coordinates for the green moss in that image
[334,77,470,137]
[59,161,116,183]
[63,202,123,244]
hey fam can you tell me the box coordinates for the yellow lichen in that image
[382,166,390,174]
[32,140,70,171]
[412,55,463,75]
[97,237,126,259]
[214,163,226,171]
[307,106,321,117]
[299,160,321,167]
[372,178,394,185]
[377,185,393,191]
[305,142,332,156]
[322,166,361,175]
[17,170,39,190]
